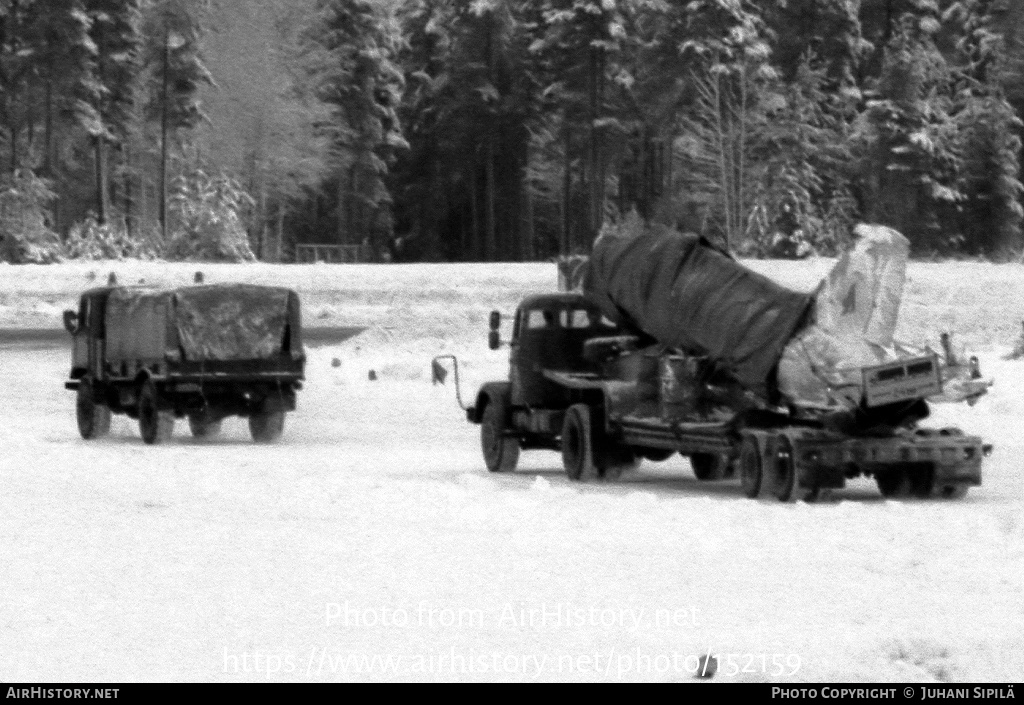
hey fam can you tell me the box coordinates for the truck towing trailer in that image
[443,226,991,501]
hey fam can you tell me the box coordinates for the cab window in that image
[563,309,593,329]
[79,297,90,331]
[526,309,557,329]
[565,308,615,329]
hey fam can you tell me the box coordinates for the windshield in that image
[523,307,617,331]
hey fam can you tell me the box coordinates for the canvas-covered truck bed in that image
[65,283,305,444]
[97,285,303,377]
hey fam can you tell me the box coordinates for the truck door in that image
[509,308,526,402]
[510,306,573,407]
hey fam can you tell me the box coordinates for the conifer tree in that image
[303,0,406,256]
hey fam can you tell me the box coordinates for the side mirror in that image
[62,309,79,335]
[488,330,500,350]
[489,310,500,330]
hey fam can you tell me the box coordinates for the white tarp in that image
[778,224,990,407]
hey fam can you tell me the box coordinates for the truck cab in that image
[65,286,121,382]
[504,293,619,408]
[464,292,631,473]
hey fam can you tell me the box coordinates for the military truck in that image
[63,283,305,444]
[449,227,990,502]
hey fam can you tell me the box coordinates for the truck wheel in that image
[188,413,223,439]
[562,404,599,482]
[249,410,285,443]
[691,453,728,481]
[481,401,519,472]
[739,435,764,498]
[138,379,174,445]
[76,378,111,440]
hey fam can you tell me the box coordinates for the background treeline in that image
[2,0,1023,263]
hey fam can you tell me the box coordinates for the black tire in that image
[481,401,519,473]
[138,379,174,445]
[769,436,827,502]
[906,464,936,498]
[188,412,223,439]
[691,453,728,481]
[771,436,802,502]
[562,404,599,482]
[249,409,285,443]
[739,434,764,499]
[76,378,111,440]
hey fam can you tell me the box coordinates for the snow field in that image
[0,260,1022,682]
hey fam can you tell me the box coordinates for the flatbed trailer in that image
[452,292,990,502]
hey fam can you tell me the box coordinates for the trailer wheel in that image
[76,377,111,440]
[562,404,599,482]
[906,463,935,498]
[691,453,728,481]
[739,435,764,498]
[138,379,174,445]
[481,401,519,472]
[771,435,817,502]
[188,412,223,439]
[249,410,285,443]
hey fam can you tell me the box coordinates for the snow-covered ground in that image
[0,260,1022,682]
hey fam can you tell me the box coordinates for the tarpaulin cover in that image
[777,224,911,406]
[174,284,290,361]
[105,287,170,361]
[582,229,814,397]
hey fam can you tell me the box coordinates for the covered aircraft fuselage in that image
[582,230,814,400]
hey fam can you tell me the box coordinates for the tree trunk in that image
[349,162,358,246]
[25,77,34,158]
[470,161,480,260]
[562,124,572,255]
[124,143,133,237]
[523,142,534,260]
[160,23,170,241]
[587,45,598,241]
[94,136,109,225]
[257,179,267,259]
[337,169,347,245]
[276,201,285,263]
[485,135,496,261]
[43,76,53,177]
[593,47,607,239]
[7,0,19,175]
